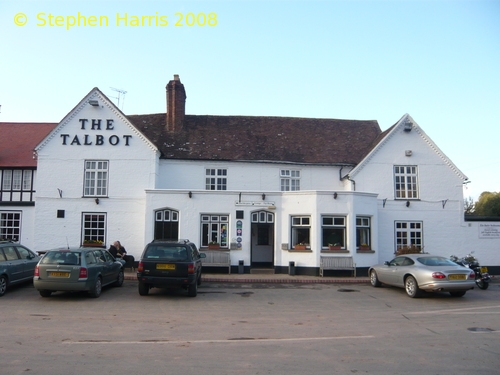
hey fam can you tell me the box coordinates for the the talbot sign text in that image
[60,119,133,146]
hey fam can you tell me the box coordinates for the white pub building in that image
[1,75,498,275]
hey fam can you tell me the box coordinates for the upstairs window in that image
[281,170,300,191]
[84,161,108,197]
[1,169,35,203]
[205,169,227,190]
[394,166,418,199]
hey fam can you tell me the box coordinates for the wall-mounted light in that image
[404,121,412,132]
[95,198,99,204]
[333,192,338,199]
[188,191,192,198]
[89,100,99,106]
[405,150,412,157]
[406,200,410,207]
[262,193,266,201]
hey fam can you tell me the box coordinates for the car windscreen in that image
[144,246,189,261]
[417,257,458,267]
[41,251,81,265]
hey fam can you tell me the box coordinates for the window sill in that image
[287,249,313,253]
[321,249,350,254]
[357,249,375,254]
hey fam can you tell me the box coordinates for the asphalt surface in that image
[126,268,497,284]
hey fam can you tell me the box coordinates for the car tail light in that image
[34,266,39,277]
[137,262,144,272]
[188,263,195,274]
[469,271,475,279]
[79,267,88,279]
[432,272,446,279]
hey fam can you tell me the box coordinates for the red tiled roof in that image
[128,114,382,165]
[0,123,57,167]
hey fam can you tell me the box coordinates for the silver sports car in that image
[368,254,476,298]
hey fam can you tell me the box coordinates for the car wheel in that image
[405,276,422,298]
[39,290,52,298]
[89,277,102,298]
[0,275,8,297]
[187,281,197,297]
[138,281,149,296]
[449,291,466,297]
[370,270,381,287]
[114,270,124,287]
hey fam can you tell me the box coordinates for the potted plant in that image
[208,241,220,249]
[328,243,342,250]
[82,239,104,247]
[395,245,422,255]
[294,242,308,250]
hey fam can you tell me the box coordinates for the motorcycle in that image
[450,253,491,290]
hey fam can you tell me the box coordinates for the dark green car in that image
[0,240,41,296]
[34,248,124,298]
[137,240,206,297]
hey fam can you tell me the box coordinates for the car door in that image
[101,250,118,285]
[386,256,410,286]
[16,246,40,280]
[1,246,23,283]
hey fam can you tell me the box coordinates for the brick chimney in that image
[166,74,186,132]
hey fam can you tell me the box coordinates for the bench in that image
[200,250,231,274]
[319,256,356,277]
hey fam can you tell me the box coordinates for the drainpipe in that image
[339,167,356,191]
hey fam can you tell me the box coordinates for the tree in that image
[464,196,475,214]
[473,191,500,216]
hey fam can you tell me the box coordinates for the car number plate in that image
[50,272,70,277]
[480,266,488,273]
[448,274,466,280]
[156,264,175,270]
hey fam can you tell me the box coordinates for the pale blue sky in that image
[1,0,499,200]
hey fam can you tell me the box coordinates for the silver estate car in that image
[34,248,124,298]
[368,254,476,298]
[0,240,41,296]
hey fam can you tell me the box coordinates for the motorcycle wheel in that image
[476,279,489,290]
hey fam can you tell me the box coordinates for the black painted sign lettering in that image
[61,118,132,146]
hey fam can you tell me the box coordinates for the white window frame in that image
[84,161,108,197]
[280,169,301,191]
[356,216,371,248]
[291,215,310,248]
[0,211,21,241]
[395,221,422,252]
[82,213,106,246]
[205,169,227,191]
[201,214,229,247]
[321,216,346,249]
[394,166,419,199]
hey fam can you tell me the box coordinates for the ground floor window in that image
[0,211,21,241]
[395,221,422,251]
[201,214,228,247]
[292,216,310,248]
[82,213,106,246]
[356,216,371,248]
[155,209,179,241]
[322,216,346,249]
